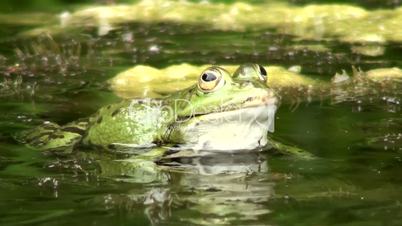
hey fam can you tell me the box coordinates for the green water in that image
[0,0,402,225]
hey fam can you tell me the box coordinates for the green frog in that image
[20,64,280,154]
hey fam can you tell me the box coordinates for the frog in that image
[20,65,279,154]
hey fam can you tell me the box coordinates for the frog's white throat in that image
[171,104,277,152]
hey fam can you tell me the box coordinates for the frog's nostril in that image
[246,97,253,102]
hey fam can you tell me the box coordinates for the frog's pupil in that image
[202,72,217,82]
[258,64,267,76]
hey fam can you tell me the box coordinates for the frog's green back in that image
[19,99,174,151]
[82,99,172,149]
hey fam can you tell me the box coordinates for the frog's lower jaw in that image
[169,104,277,152]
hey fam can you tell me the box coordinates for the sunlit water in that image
[0,1,402,225]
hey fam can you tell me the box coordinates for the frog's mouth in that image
[169,98,278,152]
[178,91,278,122]
[193,103,277,132]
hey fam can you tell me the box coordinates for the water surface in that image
[0,0,401,225]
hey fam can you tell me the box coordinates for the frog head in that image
[165,65,278,152]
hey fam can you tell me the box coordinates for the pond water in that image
[0,0,401,225]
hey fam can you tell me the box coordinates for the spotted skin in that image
[82,99,171,148]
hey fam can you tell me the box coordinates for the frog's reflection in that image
[95,151,275,225]
[166,151,268,175]
[165,152,274,225]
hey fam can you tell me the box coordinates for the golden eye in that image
[198,67,225,92]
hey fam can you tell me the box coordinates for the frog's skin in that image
[21,65,278,153]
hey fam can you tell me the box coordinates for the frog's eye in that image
[252,64,268,82]
[233,63,267,82]
[198,67,226,93]
[258,64,267,80]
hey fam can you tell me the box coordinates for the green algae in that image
[109,63,402,100]
[23,0,402,44]
[109,63,322,98]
